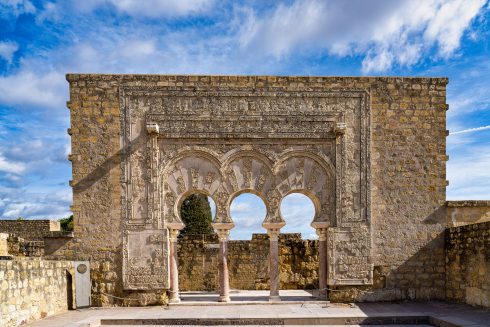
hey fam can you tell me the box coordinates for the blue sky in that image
[0,0,489,239]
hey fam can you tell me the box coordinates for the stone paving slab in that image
[25,301,490,327]
[176,290,323,305]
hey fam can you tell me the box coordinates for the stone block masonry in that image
[0,220,61,242]
[61,75,449,305]
[446,221,490,308]
[0,259,74,327]
[0,233,8,256]
[178,234,318,291]
[446,200,490,227]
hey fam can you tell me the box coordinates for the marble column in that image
[316,227,328,300]
[216,229,231,302]
[168,228,181,303]
[267,228,281,302]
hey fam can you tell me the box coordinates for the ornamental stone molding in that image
[119,86,373,289]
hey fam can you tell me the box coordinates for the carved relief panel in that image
[120,87,372,288]
[123,229,169,290]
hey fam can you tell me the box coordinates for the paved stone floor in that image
[178,289,321,304]
[26,291,489,327]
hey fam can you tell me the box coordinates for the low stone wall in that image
[446,221,490,308]
[446,201,490,227]
[178,233,318,291]
[0,258,74,327]
[0,233,8,256]
[0,220,60,241]
[6,236,44,257]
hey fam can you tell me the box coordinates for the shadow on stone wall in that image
[446,221,489,308]
[71,133,144,193]
[328,232,446,302]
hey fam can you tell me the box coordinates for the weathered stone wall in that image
[447,201,490,227]
[0,220,60,241]
[0,233,8,256]
[178,233,318,291]
[63,75,448,304]
[446,221,490,308]
[6,236,44,257]
[0,259,74,327]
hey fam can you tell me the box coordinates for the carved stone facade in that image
[120,86,371,289]
[63,75,448,305]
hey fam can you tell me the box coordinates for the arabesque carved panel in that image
[123,229,169,290]
[120,86,372,288]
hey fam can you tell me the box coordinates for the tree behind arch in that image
[180,194,214,237]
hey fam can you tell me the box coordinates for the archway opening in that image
[280,193,316,239]
[229,193,266,240]
[178,193,217,292]
[179,193,216,237]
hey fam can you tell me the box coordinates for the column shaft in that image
[316,228,328,300]
[318,238,327,299]
[169,230,180,303]
[218,237,230,302]
[268,229,281,301]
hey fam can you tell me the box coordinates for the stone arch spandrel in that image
[274,151,335,225]
[161,151,223,226]
[262,188,286,227]
[164,154,222,196]
[221,150,275,198]
[161,147,222,178]
[213,187,234,225]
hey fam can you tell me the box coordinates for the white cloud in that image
[1,201,69,219]
[423,0,486,56]
[35,2,61,23]
[446,58,490,119]
[0,187,72,219]
[0,69,66,109]
[121,40,157,58]
[0,154,25,174]
[447,147,490,200]
[0,41,18,64]
[0,0,36,17]
[239,0,487,73]
[450,125,490,135]
[71,0,214,18]
[111,0,213,17]
[230,201,252,213]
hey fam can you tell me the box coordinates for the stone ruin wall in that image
[0,220,71,258]
[0,259,75,327]
[446,200,490,227]
[446,220,490,308]
[57,75,448,306]
[178,233,319,291]
[0,220,60,242]
[0,233,7,256]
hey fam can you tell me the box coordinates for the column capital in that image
[211,222,234,231]
[146,121,159,134]
[168,228,181,241]
[335,122,346,135]
[315,228,328,241]
[216,229,230,241]
[267,228,281,241]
